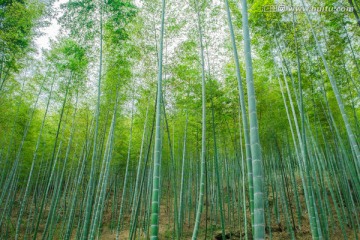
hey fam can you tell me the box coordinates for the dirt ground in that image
[5,177,360,239]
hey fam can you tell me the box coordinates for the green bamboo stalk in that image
[82,1,104,238]
[149,0,166,237]
[178,113,188,237]
[224,1,254,233]
[90,85,121,239]
[210,100,226,239]
[64,118,94,240]
[301,0,360,172]
[42,92,78,240]
[32,73,72,240]
[161,94,179,239]
[192,0,206,238]
[129,102,150,237]
[240,0,264,238]
[15,77,54,239]
[115,94,135,239]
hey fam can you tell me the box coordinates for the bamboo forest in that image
[1,0,360,239]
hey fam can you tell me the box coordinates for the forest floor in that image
[96,179,360,240]
[6,176,360,239]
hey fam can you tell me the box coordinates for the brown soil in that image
[4,177,360,240]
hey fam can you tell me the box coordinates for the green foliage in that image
[47,38,88,73]
[104,0,137,44]
[0,0,43,90]
[1,0,360,239]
